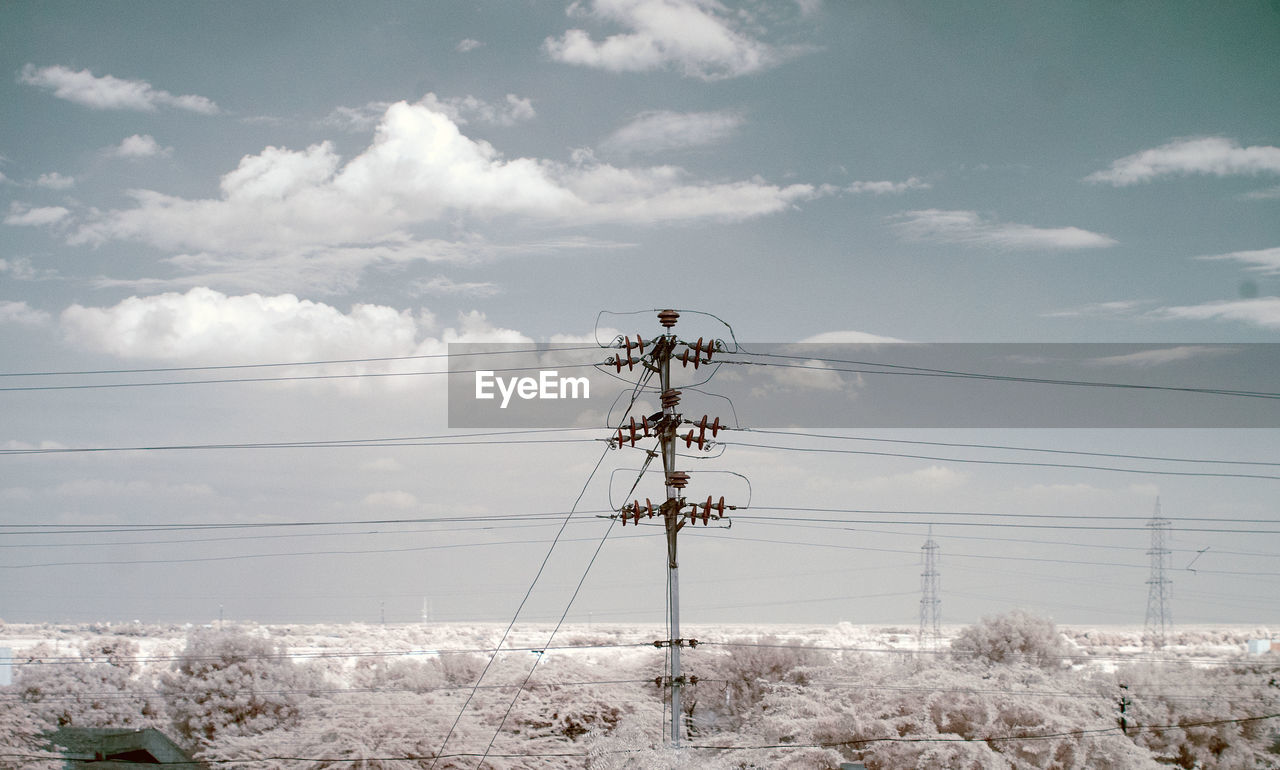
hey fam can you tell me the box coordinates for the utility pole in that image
[608,309,733,748]
[1144,498,1172,650]
[918,525,940,652]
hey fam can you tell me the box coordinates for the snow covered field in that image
[2,619,1276,768]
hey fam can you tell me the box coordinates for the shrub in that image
[951,610,1070,669]
[158,627,324,748]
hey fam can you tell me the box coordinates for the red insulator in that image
[661,389,682,409]
[709,417,721,437]
[715,496,726,516]
[680,349,690,368]
[702,507,710,525]
[629,417,638,445]
[667,471,690,489]
[645,498,655,518]
[634,505,642,525]
[641,415,651,436]
[614,355,623,373]
[636,335,645,356]
[615,428,626,446]
[658,309,679,328]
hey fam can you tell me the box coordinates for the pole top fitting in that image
[658,309,680,328]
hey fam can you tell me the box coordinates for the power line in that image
[0,361,598,392]
[724,351,1280,400]
[0,345,602,379]
[737,427,1280,468]
[722,440,1280,480]
[429,360,655,768]
[0,427,604,455]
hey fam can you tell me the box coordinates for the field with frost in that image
[2,618,1277,768]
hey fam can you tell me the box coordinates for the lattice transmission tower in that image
[919,525,941,651]
[1143,498,1173,649]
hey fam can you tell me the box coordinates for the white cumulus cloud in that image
[891,209,1117,250]
[19,63,218,114]
[58,288,531,367]
[544,0,779,80]
[110,134,172,159]
[72,100,819,262]
[456,38,483,53]
[1086,137,1280,186]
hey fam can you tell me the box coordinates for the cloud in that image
[325,94,534,133]
[35,172,74,190]
[544,0,779,80]
[1041,299,1150,319]
[750,358,851,397]
[0,257,42,280]
[799,330,905,343]
[1086,345,1229,368]
[18,64,219,114]
[58,287,532,368]
[455,38,483,53]
[321,101,395,133]
[5,203,70,227]
[1154,297,1280,329]
[0,300,52,327]
[1240,185,1280,200]
[600,109,744,154]
[846,465,967,493]
[411,275,501,297]
[51,479,214,498]
[419,93,536,127]
[1085,137,1280,186]
[847,177,930,195]
[361,490,419,509]
[360,458,405,473]
[1195,246,1280,275]
[890,209,1117,250]
[71,100,819,266]
[110,134,173,159]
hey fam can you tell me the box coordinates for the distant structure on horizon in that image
[1144,498,1173,649]
[919,525,941,651]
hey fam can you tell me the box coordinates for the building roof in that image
[48,727,205,768]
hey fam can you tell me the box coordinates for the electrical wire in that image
[428,364,654,768]
[735,427,1280,468]
[723,351,1280,400]
[722,440,1280,481]
[0,361,599,392]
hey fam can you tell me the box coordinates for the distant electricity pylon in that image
[1143,498,1173,650]
[606,309,736,749]
[918,524,941,652]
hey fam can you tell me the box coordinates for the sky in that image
[0,0,1278,629]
